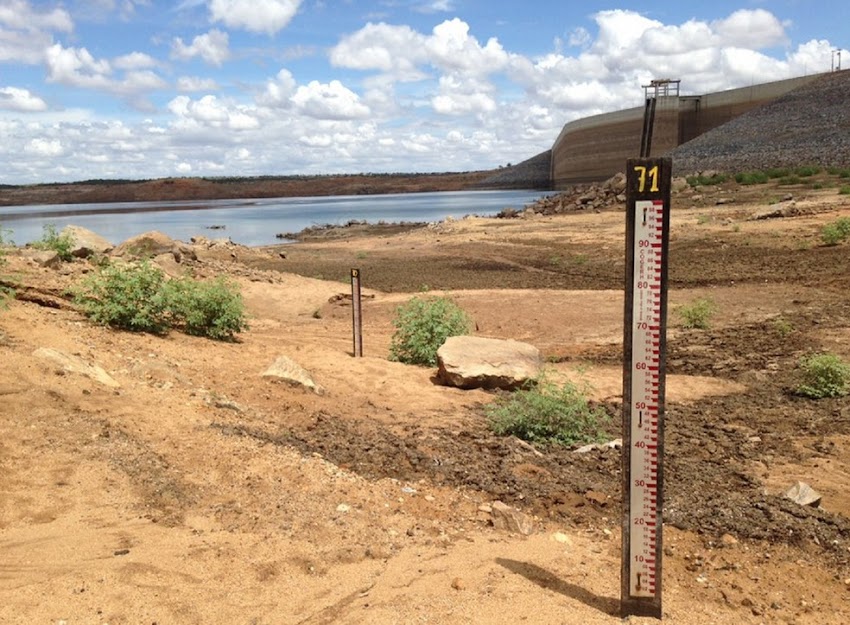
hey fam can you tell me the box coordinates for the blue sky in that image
[1,0,847,184]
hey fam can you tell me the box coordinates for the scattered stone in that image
[33,347,120,388]
[261,356,324,394]
[436,336,542,390]
[784,481,822,507]
[715,197,734,205]
[585,491,609,507]
[490,501,535,536]
[552,532,572,545]
[721,533,739,547]
[477,503,493,514]
[61,225,113,258]
[451,577,466,591]
[336,504,351,513]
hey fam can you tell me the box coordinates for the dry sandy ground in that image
[2,186,850,624]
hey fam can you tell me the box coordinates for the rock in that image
[671,177,690,193]
[490,500,535,535]
[784,481,822,507]
[715,197,734,205]
[111,231,196,263]
[336,503,351,513]
[721,533,739,547]
[261,355,324,394]
[61,225,113,258]
[451,577,466,591]
[33,347,120,387]
[552,532,572,545]
[20,249,61,268]
[436,336,542,390]
[604,172,627,193]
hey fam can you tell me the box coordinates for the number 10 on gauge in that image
[621,157,670,619]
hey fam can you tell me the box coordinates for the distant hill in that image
[670,70,850,174]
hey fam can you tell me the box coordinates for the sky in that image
[1,1,847,185]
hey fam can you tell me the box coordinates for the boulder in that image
[33,347,119,387]
[61,225,113,258]
[436,336,541,390]
[112,231,197,263]
[262,355,324,394]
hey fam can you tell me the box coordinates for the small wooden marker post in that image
[350,268,363,357]
[621,157,671,619]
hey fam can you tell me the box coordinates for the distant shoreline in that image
[0,170,549,209]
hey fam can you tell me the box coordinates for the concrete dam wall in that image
[550,74,823,188]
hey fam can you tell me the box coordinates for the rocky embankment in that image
[476,150,552,189]
[670,70,850,174]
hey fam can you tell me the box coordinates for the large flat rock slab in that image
[436,336,541,390]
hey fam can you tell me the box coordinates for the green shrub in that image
[389,295,471,366]
[778,175,801,186]
[74,261,247,340]
[735,171,770,185]
[686,173,728,187]
[840,170,850,179]
[839,186,850,195]
[487,377,609,447]
[165,276,247,340]
[795,166,821,177]
[74,261,172,333]
[677,297,715,329]
[766,168,791,179]
[820,217,850,245]
[796,353,850,399]
[32,224,74,261]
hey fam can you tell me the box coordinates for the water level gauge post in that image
[621,157,671,619]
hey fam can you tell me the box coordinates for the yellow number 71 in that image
[634,165,660,193]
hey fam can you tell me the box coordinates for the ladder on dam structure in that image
[640,79,681,158]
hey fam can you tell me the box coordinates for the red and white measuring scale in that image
[622,159,670,619]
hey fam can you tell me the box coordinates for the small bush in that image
[74,261,172,333]
[820,217,850,246]
[165,276,248,340]
[735,171,769,185]
[840,170,850,179]
[487,377,609,447]
[74,261,247,340]
[795,166,821,177]
[677,297,715,329]
[779,175,801,186]
[389,295,471,366]
[796,353,850,399]
[687,173,728,187]
[839,186,850,195]
[766,168,791,179]
[32,224,74,261]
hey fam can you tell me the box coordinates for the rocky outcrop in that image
[111,231,197,263]
[61,225,113,258]
[33,347,119,387]
[436,336,541,390]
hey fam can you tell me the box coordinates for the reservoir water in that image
[0,189,550,247]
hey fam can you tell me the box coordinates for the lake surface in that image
[0,189,550,247]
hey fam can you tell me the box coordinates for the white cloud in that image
[714,9,787,48]
[114,51,158,70]
[177,76,220,92]
[172,29,230,66]
[415,0,454,13]
[0,0,73,64]
[0,87,48,112]
[0,0,72,32]
[329,22,428,79]
[168,94,260,129]
[45,44,112,89]
[25,138,64,156]
[208,0,301,35]
[291,80,370,120]
[259,69,297,107]
[431,74,496,115]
